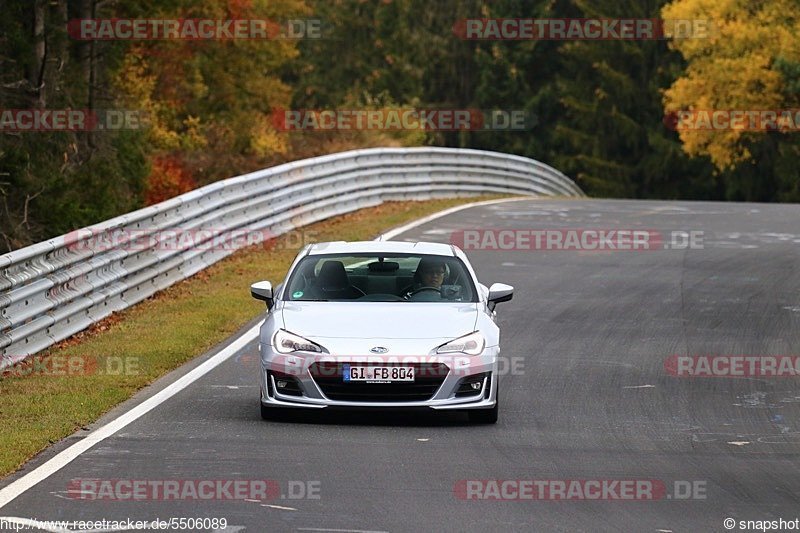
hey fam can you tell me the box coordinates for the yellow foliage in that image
[662,0,800,169]
[250,115,289,157]
[181,116,207,151]
[111,0,307,166]
[114,49,195,151]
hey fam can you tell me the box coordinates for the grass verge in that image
[0,194,512,478]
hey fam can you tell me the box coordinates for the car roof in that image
[306,240,455,256]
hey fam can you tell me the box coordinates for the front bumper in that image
[259,347,499,411]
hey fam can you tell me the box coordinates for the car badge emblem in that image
[370,346,389,354]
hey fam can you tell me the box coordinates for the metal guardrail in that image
[0,147,584,365]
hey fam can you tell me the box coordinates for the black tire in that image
[260,402,279,420]
[468,391,499,424]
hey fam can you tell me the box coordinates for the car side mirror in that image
[487,283,514,312]
[251,281,274,309]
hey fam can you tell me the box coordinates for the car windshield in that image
[284,253,477,302]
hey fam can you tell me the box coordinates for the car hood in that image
[280,302,479,340]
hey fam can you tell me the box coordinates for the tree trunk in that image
[78,0,96,109]
[29,0,47,108]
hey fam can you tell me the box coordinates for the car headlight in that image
[273,329,324,354]
[436,331,485,356]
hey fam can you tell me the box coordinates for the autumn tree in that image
[663,0,800,200]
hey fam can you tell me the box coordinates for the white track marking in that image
[0,323,260,509]
[376,197,529,241]
[261,504,298,511]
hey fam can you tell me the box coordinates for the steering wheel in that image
[405,286,442,299]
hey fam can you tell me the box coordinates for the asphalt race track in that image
[2,198,799,532]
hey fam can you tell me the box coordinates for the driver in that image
[406,258,448,296]
[417,259,447,289]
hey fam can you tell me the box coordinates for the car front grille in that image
[309,362,449,402]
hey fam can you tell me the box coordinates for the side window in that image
[287,260,319,299]
[440,259,462,300]
[313,258,328,276]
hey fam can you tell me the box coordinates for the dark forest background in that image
[1,0,797,250]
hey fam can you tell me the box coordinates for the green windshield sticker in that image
[292,291,304,298]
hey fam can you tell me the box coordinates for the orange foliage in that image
[144,156,197,205]
[227,0,254,18]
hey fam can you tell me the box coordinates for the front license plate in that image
[343,365,415,383]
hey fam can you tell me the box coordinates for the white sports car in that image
[250,240,513,423]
